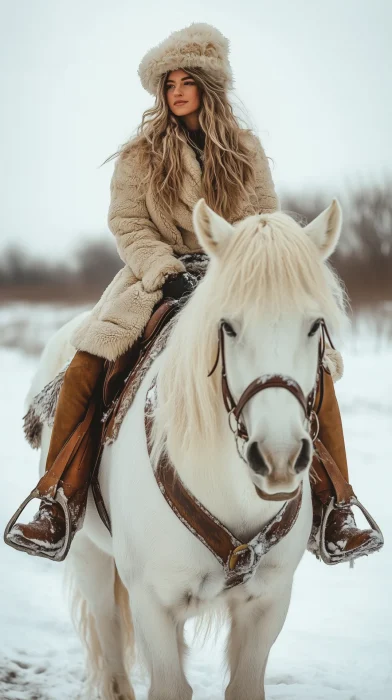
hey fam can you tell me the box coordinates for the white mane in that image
[152,211,348,466]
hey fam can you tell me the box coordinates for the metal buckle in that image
[234,433,247,463]
[3,488,73,562]
[227,409,248,462]
[228,408,237,434]
[319,496,384,566]
[229,543,255,573]
[310,410,320,442]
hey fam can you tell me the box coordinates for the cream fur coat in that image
[72,132,278,361]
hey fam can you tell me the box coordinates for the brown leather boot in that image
[9,502,67,552]
[308,366,384,564]
[4,351,105,560]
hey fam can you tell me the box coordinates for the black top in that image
[185,127,205,170]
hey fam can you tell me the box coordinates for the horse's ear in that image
[303,199,342,260]
[192,198,234,256]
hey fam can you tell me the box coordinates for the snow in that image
[0,311,391,699]
[0,303,90,356]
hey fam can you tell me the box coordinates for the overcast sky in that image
[0,0,391,258]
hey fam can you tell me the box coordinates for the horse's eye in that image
[222,321,237,338]
[308,318,323,337]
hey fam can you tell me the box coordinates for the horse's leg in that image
[129,582,192,700]
[65,533,135,700]
[225,585,292,700]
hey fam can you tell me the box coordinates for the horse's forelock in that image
[215,212,346,327]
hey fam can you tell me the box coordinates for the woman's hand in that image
[161,271,197,300]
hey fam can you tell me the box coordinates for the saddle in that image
[91,299,180,532]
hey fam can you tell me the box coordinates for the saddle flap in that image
[102,300,179,409]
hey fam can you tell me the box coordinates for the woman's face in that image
[165,69,201,119]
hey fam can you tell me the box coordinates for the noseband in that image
[208,320,333,459]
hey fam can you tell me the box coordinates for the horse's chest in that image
[148,534,288,617]
[167,557,286,622]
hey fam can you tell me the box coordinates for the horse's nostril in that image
[247,442,270,475]
[294,438,312,473]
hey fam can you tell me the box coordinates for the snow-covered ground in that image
[0,305,391,699]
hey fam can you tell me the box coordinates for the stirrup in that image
[4,488,73,562]
[319,495,384,565]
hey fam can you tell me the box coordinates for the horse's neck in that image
[171,419,283,542]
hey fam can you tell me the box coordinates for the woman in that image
[5,23,382,563]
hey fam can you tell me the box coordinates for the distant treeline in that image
[0,183,391,308]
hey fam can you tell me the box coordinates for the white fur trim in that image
[323,346,344,382]
[23,363,69,448]
[138,23,234,95]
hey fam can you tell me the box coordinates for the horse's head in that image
[185,198,347,499]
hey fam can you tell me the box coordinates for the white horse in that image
[30,198,347,700]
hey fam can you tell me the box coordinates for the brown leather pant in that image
[311,366,351,507]
[317,368,348,480]
[37,350,105,501]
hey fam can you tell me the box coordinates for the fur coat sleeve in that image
[108,151,186,294]
[251,134,279,214]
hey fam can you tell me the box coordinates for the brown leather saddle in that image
[91,299,181,532]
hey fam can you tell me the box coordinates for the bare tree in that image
[1,183,391,309]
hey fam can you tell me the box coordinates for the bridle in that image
[208,319,334,461]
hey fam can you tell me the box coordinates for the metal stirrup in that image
[319,495,384,565]
[4,488,73,562]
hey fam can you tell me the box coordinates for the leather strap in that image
[90,439,112,534]
[102,302,179,409]
[36,398,97,500]
[234,375,309,424]
[211,322,317,443]
[91,300,181,534]
[145,378,303,589]
[142,301,177,345]
[103,300,179,439]
[313,438,355,505]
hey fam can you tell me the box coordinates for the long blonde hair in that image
[104,67,258,222]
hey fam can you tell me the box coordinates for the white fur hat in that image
[138,22,234,96]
